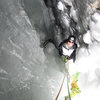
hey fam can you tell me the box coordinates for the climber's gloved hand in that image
[64,56,69,63]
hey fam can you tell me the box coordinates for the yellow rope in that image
[55,61,70,100]
[55,71,66,100]
[65,61,71,100]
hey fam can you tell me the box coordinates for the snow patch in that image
[83,31,92,44]
[57,1,64,11]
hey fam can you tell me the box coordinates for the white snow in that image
[90,12,100,42]
[57,1,64,11]
[83,31,92,44]
[66,12,100,100]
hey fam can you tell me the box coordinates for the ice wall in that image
[0,0,61,100]
[0,0,100,100]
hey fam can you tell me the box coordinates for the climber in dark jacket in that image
[43,35,77,62]
[58,35,77,62]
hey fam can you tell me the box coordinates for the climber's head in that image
[67,35,76,47]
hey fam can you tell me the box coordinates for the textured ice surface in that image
[0,0,100,100]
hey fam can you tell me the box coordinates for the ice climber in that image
[43,35,77,63]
